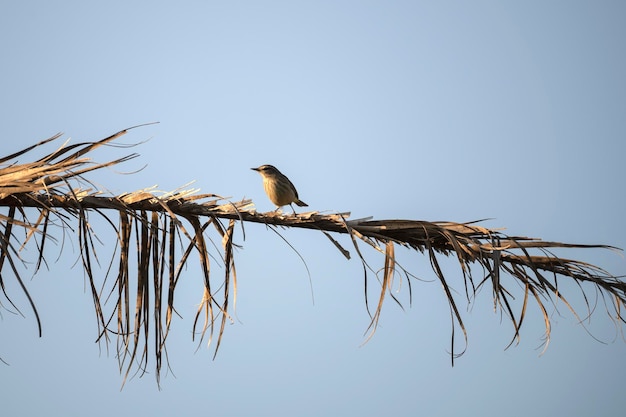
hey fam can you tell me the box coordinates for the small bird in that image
[251,164,308,212]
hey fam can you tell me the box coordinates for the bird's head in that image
[251,165,280,177]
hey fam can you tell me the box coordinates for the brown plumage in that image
[251,164,307,212]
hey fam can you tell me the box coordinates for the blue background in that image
[1,1,625,416]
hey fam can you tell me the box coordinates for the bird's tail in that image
[295,199,308,207]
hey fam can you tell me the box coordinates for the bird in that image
[251,164,308,212]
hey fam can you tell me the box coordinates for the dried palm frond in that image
[0,126,624,385]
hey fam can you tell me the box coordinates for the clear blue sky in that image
[1,1,625,416]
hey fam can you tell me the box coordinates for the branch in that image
[0,127,623,384]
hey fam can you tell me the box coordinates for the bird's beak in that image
[251,167,259,171]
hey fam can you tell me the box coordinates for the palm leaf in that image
[0,126,623,384]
